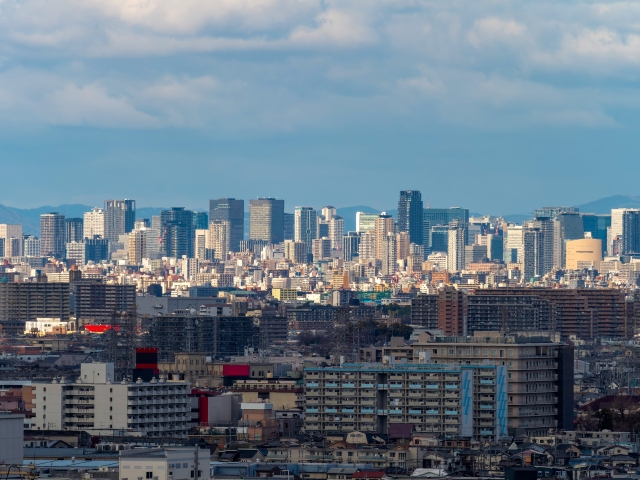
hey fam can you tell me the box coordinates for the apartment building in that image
[410,332,573,437]
[33,363,190,437]
[303,363,508,442]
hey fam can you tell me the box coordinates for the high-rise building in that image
[356,212,378,233]
[209,220,230,261]
[553,213,584,268]
[65,241,86,265]
[284,213,294,241]
[397,190,423,246]
[194,229,210,261]
[294,207,318,258]
[342,232,360,262]
[209,198,244,251]
[430,225,449,253]
[104,199,136,242]
[396,231,410,261]
[565,238,602,270]
[312,237,331,262]
[532,216,554,274]
[85,237,110,263]
[504,224,524,263]
[424,207,469,244]
[582,213,611,255]
[328,216,344,250]
[374,213,394,260]
[249,198,285,244]
[478,233,503,261]
[533,206,578,219]
[446,222,466,272]
[0,282,69,332]
[40,212,66,258]
[83,207,105,239]
[622,210,640,255]
[0,224,22,257]
[23,236,40,257]
[359,231,376,260]
[380,233,397,276]
[523,226,544,281]
[65,218,84,245]
[192,211,209,230]
[284,240,307,264]
[160,208,194,258]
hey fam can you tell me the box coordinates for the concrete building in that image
[23,235,41,257]
[396,232,411,262]
[610,208,639,255]
[523,226,544,281]
[209,220,230,261]
[0,282,69,333]
[65,217,84,244]
[504,224,524,263]
[398,190,423,247]
[41,212,66,258]
[304,363,508,441]
[160,208,194,258]
[375,213,395,261]
[33,363,189,436]
[284,212,294,241]
[0,412,23,464]
[284,240,307,264]
[328,216,344,251]
[249,198,285,244]
[446,223,465,272]
[565,238,602,270]
[195,229,211,261]
[356,212,378,234]
[104,200,136,243]
[0,224,22,257]
[342,232,360,262]
[239,402,279,442]
[295,207,318,258]
[359,232,376,261]
[73,284,136,326]
[380,233,397,276]
[119,447,211,480]
[312,237,331,262]
[209,198,244,252]
[84,207,105,239]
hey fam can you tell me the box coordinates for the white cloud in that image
[468,17,527,47]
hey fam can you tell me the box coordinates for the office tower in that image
[195,229,210,261]
[533,206,578,219]
[284,213,294,240]
[23,236,40,257]
[396,231,410,261]
[504,224,524,263]
[374,213,394,260]
[356,212,378,233]
[83,207,104,238]
[294,207,318,257]
[317,220,329,238]
[160,207,194,258]
[380,233,397,275]
[523,227,544,281]
[342,232,360,261]
[151,215,161,231]
[312,237,331,262]
[565,238,602,270]
[209,198,244,251]
[446,222,466,272]
[0,224,22,257]
[423,207,470,244]
[192,211,208,230]
[249,198,285,244]
[359,231,376,260]
[397,190,423,246]
[209,220,230,260]
[610,208,640,255]
[478,233,503,261]
[328,216,344,250]
[284,240,307,264]
[65,241,86,265]
[104,199,136,242]
[321,206,337,220]
[429,225,449,253]
[128,230,145,265]
[550,212,584,268]
[40,212,66,258]
[465,244,487,267]
[64,218,84,244]
[622,210,640,255]
[582,213,611,255]
[532,216,554,274]
[84,237,109,263]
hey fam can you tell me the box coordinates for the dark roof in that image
[388,423,413,439]
[238,449,261,459]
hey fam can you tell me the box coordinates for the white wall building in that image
[33,363,190,437]
[84,207,105,239]
[119,447,211,480]
[0,224,23,257]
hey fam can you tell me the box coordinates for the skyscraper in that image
[284,240,307,264]
[284,213,294,241]
[294,207,318,257]
[523,227,544,281]
[611,208,640,256]
[65,218,84,244]
[532,216,554,275]
[209,198,244,251]
[356,212,378,233]
[446,222,466,272]
[209,220,230,261]
[0,224,22,257]
[104,200,136,242]
[192,212,209,230]
[342,232,360,262]
[581,213,611,255]
[40,213,66,258]
[328,216,344,250]
[84,208,104,239]
[553,213,584,268]
[374,213,394,260]
[423,207,470,245]
[504,224,524,263]
[249,198,285,244]
[380,233,397,276]
[622,210,640,255]
[160,208,194,258]
[397,190,423,246]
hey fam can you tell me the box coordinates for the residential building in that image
[446,223,465,272]
[0,224,22,257]
[210,220,230,261]
[84,207,105,238]
[73,284,136,326]
[33,363,189,437]
[328,216,344,250]
[65,218,84,244]
[209,198,244,251]
[622,210,640,255]
[192,211,209,230]
[380,233,397,276]
[504,224,524,263]
[284,240,307,264]
[249,198,285,244]
[23,235,40,257]
[523,226,544,281]
[40,212,66,257]
[284,213,294,241]
[375,213,394,260]
[0,281,69,332]
[304,363,508,441]
[343,232,360,261]
[312,237,331,262]
[104,199,136,243]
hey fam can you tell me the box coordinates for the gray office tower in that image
[622,210,640,255]
[40,212,66,258]
[192,212,209,230]
[65,218,84,243]
[284,213,294,240]
[249,198,285,244]
[104,199,136,242]
[209,198,244,251]
[423,207,470,246]
[582,213,611,254]
[397,191,423,246]
[343,232,361,261]
[160,208,194,258]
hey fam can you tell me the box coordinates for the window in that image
[432,349,437,355]
[146,473,153,478]
[507,349,513,357]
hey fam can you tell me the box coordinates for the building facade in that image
[40,212,66,258]
[249,198,285,244]
[209,198,244,252]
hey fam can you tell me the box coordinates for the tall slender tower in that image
[40,213,66,258]
[294,207,318,257]
[104,199,136,242]
[249,198,285,244]
[209,198,244,252]
[398,190,423,246]
[375,213,395,260]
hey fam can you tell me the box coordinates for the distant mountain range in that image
[2,194,638,236]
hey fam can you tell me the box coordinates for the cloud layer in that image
[1,0,640,132]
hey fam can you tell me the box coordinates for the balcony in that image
[361,408,374,414]
[426,409,439,415]
[480,429,494,435]
[409,384,422,389]
[377,384,389,389]
[390,384,403,389]
[342,383,355,388]
[390,409,403,415]
[326,382,338,387]
[306,382,319,387]
[325,408,338,413]
[445,384,458,389]
[409,409,422,414]
[445,410,459,415]
[480,404,495,410]
[342,408,355,413]
[425,384,439,389]
[480,379,494,385]
[306,408,319,413]
[377,409,388,415]
[361,383,375,388]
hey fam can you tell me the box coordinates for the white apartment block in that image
[33,363,190,437]
[119,447,211,480]
[0,223,23,256]
[84,208,105,238]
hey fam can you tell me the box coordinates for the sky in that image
[2,0,640,214]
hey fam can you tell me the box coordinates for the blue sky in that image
[1,0,640,214]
